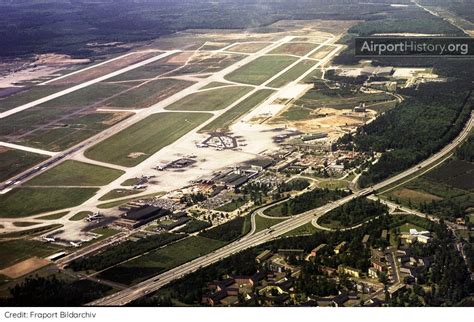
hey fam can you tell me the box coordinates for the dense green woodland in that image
[0,276,111,306]
[319,197,388,227]
[456,135,474,162]
[69,233,182,272]
[0,0,440,57]
[339,82,473,187]
[199,216,247,242]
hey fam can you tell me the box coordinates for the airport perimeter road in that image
[90,113,473,306]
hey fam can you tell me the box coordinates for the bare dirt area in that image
[390,188,443,203]
[0,256,50,279]
[271,106,375,141]
[48,51,162,85]
[0,54,91,88]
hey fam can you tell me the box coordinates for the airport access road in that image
[89,112,473,306]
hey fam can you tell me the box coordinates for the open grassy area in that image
[318,180,349,190]
[38,83,130,108]
[35,211,69,220]
[167,53,245,77]
[227,42,272,53]
[267,59,315,88]
[215,198,247,212]
[23,112,131,152]
[254,214,287,233]
[0,106,132,152]
[25,160,124,187]
[85,112,211,166]
[0,85,68,112]
[0,224,62,239]
[0,239,63,270]
[69,211,92,221]
[121,178,142,186]
[200,82,231,90]
[282,222,319,237]
[175,219,212,234]
[13,222,40,227]
[310,45,335,60]
[294,87,393,111]
[98,189,141,201]
[0,187,97,218]
[269,42,318,56]
[98,236,225,285]
[165,86,252,111]
[225,55,298,85]
[0,148,49,182]
[96,192,164,209]
[104,79,193,109]
[199,89,274,132]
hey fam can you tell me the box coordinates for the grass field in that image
[0,85,68,112]
[0,148,49,182]
[267,59,315,88]
[175,219,211,234]
[0,224,62,240]
[99,236,225,285]
[227,42,272,53]
[280,105,314,121]
[69,211,92,221]
[282,222,319,237]
[98,189,141,201]
[200,82,231,90]
[318,180,349,190]
[199,89,274,132]
[294,87,393,111]
[165,86,252,111]
[106,54,182,82]
[215,198,247,212]
[0,239,63,270]
[225,55,298,85]
[269,42,318,56]
[254,214,286,233]
[0,187,97,218]
[38,83,131,108]
[167,54,245,77]
[85,112,211,166]
[13,222,39,227]
[35,211,69,220]
[310,45,335,60]
[0,107,132,152]
[25,160,124,187]
[104,79,193,109]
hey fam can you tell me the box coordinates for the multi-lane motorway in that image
[89,111,473,306]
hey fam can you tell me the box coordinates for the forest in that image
[270,188,350,217]
[0,276,111,306]
[0,0,439,57]
[319,197,388,228]
[338,82,473,187]
[68,233,182,272]
[199,216,247,242]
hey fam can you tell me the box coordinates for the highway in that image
[89,111,473,306]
